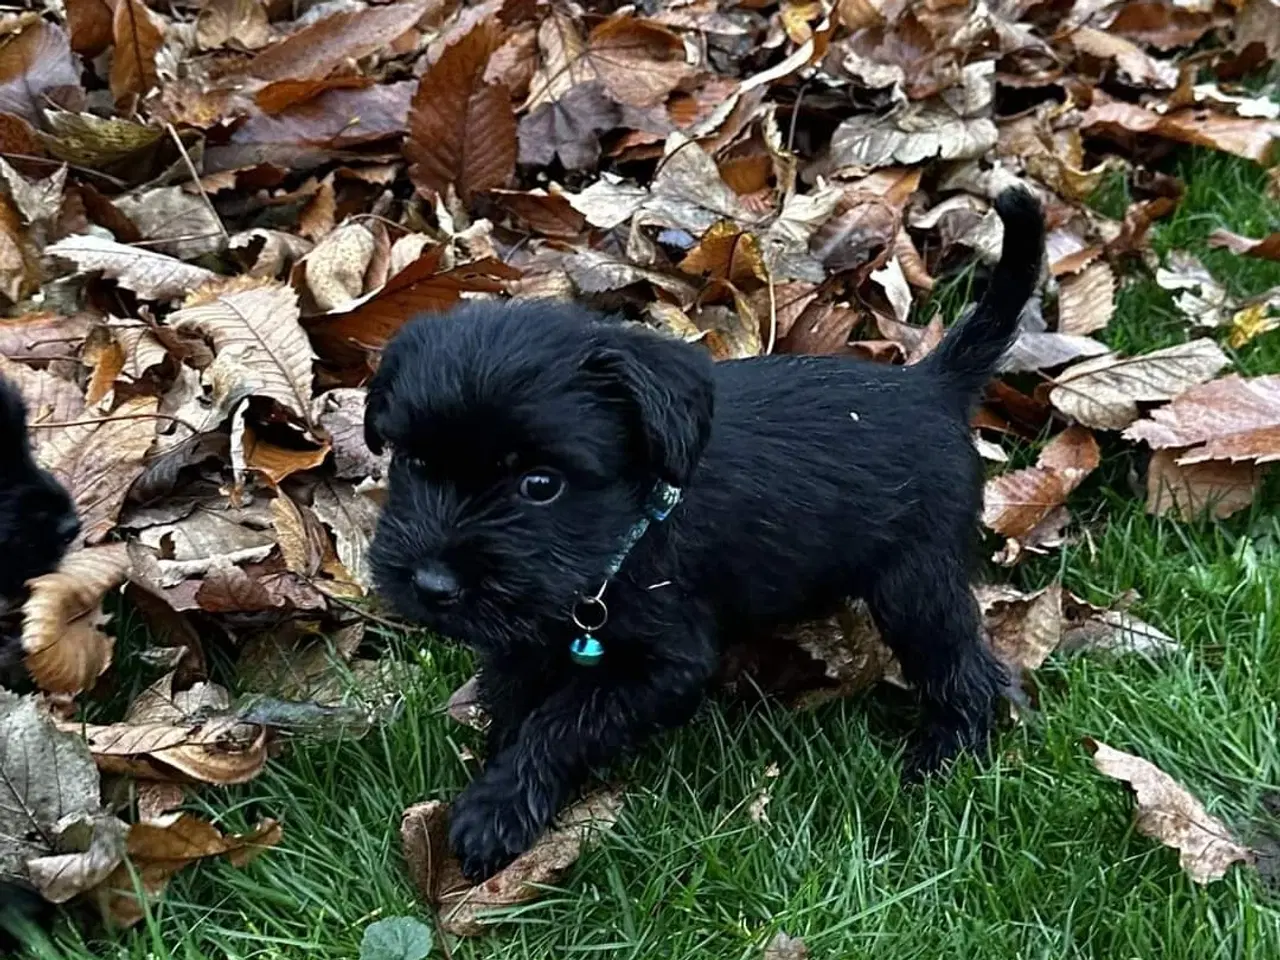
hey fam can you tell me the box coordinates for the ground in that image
[30,148,1280,960]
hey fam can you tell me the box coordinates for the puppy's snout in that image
[413,562,461,608]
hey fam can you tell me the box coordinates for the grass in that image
[26,148,1280,959]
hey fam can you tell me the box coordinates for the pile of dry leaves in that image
[1,0,1276,936]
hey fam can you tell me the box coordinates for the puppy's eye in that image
[518,469,565,505]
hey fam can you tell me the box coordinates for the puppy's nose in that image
[56,513,81,545]
[412,563,461,607]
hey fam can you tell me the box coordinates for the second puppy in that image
[367,188,1046,881]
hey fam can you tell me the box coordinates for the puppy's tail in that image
[924,187,1045,402]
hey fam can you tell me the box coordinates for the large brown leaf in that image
[21,545,130,695]
[1125,374,1280,464]
[170,281,315,420]
[1085,740,1254,884]
[37,396,159,543]
[91,814,280,928]
[402,788,622,936]
[110,0,164,106]
[405,20,517,201]
[245,0,432,82]
[0,22,82,124]
[984,426,1101,539]
[1049,339,1230,431]
[1144,450,1260,520]
[66,0,114,58]
[1081,94,1280,163]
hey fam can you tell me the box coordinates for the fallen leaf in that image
[764,932,808,960]
[195,0,271,52]
[401,788,622,936]
[306,221,377,312]
[977,583,1063,674]
[1155,253,1232,328]
[114,186,225,261]
[312,480,380,589]
[0,22,82,124]
[26,812,127,905]
[983,426,1101,538]
[1081,94,1280,164]
[1049,339,1231,431]
[0,693,108,892]
[37,396,159,543]
[69,673,268,784]
[360,917,434,960]
[46,234,217,300]
[1226,303,1279,349]
[245,0,430,83]
[66,0,114,58]
[170,281,315,421]
[585,15,692,108]
[20,544,130,694]
[1144,449,1260,520]
[823,100,997,174]
[110,0,164,106]
[1057,262,1116,336]
[243,424,330,484]
[1085,740,1254,884]
[1124,374,1280,464]
[315,387,389,480]
[1002,333,1111,373]
[0,192,38,303]
[1060,596,1179,657]
[405,20,516,201]
[90,813,280,928]
[517,81,619,170]
[1208,228,1280,261]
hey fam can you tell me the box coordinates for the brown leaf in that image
[0,22,82,124]
[21,544,130,694]
[312,480,380,589]
[308,250,517,367]
[171,281,315,420]
[1144,449,1260,520]
[405,20,517,201]
[1002,333,1110,374]
[245,0,431,82]
[66,0,114,58]
[315,387,388,480]
[37,396,159,543]
[237,623,363,702]
[517,81,619,170]
[1060,596,1179,658]
[46,234,217,300]
[402,788,622,936]
[1208,228,1280,261]
[0,191,38,303]
[110,0,164,107]
[1068,26,1177,90]
[823,100,997,174]
[586,15,692,108]
[764,932,808,960]
[1124,374,1280,464]
[1085,740,1254,884]
[984,426,1100,539]
[26,813,128,905]
[1049,339,1231,431]
[305,222,377,312]
[976,583,1063,674]
[195,0,271,52]
[243,424,330,485]
[1081,94,1280,163]
[1057,262,1116,336]
[70,673,268,784]
[91,814,280,928]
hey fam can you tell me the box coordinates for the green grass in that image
[27,149,1280,959]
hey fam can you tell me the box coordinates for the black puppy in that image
[367,188,1045,881]
[0,375,81,950]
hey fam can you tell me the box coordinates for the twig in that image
[31,411,204,434]
[0,152,128,188]
[321,589,420,635]
[165,123,229,244]
[764,268,778,355]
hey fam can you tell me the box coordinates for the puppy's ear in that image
[363,352,396,455]
[582,326,715,486]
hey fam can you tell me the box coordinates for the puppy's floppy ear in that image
[363,350,397,455]
[581,325,715,486]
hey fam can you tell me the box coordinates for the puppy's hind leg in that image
[867,551,1007,779]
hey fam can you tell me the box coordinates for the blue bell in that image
[569,634,604,666]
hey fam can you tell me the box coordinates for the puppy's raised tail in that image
[924,187,1045,402]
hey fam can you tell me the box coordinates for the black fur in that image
[367,188,1046,881]
[0,374,81,951]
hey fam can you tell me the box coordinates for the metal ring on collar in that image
[571,596,608,632]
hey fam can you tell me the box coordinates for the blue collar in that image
[569,481,681,666]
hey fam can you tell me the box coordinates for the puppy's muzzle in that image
[412,561,461,609]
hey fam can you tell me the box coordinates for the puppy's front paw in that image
[449,770,541,882]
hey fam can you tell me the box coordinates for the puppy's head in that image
[0,377,81,601]
[364,300,714,651]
